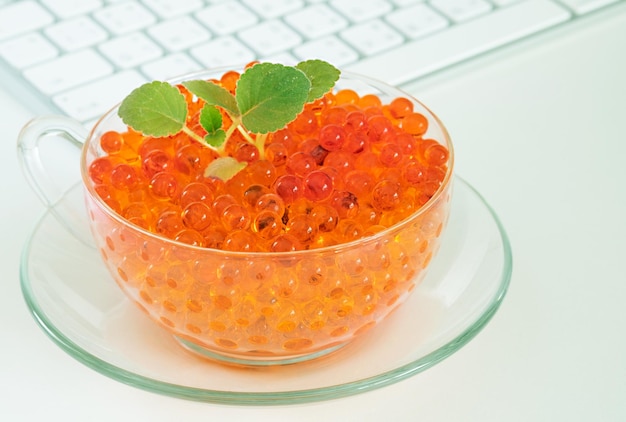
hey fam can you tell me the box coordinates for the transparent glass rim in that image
[19,177,512,406]
[79,68,455,258]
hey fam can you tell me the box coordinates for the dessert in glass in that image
[20,61,453,366]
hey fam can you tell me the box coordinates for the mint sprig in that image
[117,60,340,180]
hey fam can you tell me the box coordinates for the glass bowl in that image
[19,67,453,365]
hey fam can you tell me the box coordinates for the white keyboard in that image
[0,0,623,125]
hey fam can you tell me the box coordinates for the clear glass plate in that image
[19,176,512,405]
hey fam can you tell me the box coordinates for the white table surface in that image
[2,11,625,422]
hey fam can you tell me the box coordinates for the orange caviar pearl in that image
[334,89,359,105]
[321,106,347,126]
[265,142,288,167]
[372,180,402,211]
[220,70,240,93]
[367,115,394,143]
[319,124,347,151]
[175,229,204,247]
[401,112,429,136]
[149,172,180,200]
[379,142,403,167]
[142,150,171,178]
[221,204,251,231]
[269,234,302,252]
[303,170,334,202]
[179,182,214,208]
[422,139,450,166]
[253,210,283,239]
[212,194,237,215]
[100,131,123,153]
[182,202,213,231]
[89,156,116,184]
[358,94,382,109]
[344,169,375,197]
[389,97,414,119]
[286,151,317,176]
[274,174,303,205]
[111,163,140,191]
[255,193,285,217]
[286,214,318,244]
[292,109,318,135]
[345,110,368,132]
[223,230,257,252]
[175,143,212,176]
[247,160,277,187]
[155,210,184,238]
[323,150,355,176]
[310,203,339,233]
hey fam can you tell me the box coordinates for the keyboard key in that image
[0,1,54,41]
[44,17,108,52]
[0,33,58,69]
[23,49,113,95]
[99,33,163,69]
[141,53,203,80]
[293,36,359,66]
[430,0,493,22]
[558,0,619,14]
[285,4,349,39]
[390,0,422,5]
[147,16,211,52]
[329,0,393,23]
[40,0,103,19]
[53,70,147,122]
[190,36,256,68]
[94,2,157,35]
[238,20,303,56]
[195,3,259,35]
[340,19,404,56]
[491,0,525,6]
[346,0,572,85]
[385,4,449,39]
[241,0,304,18]
[140,0,204,18]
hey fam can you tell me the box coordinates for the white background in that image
[1,10,625,422]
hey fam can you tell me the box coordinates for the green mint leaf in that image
[236,63,311,134]
[199,104,223,133]
[182,80,240,117]
[296,60,341,103]
[204,129,226,148]
[200,105,226,148]
[204,156,247,181]
[118,81,187,137]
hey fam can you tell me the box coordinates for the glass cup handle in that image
[17,115,94,246]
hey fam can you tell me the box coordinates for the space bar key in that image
[345,0,572,85]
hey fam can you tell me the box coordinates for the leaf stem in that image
[182,125,216,151]
[236,124,256,145]
[223,117,240,141]
[255,133,268,160]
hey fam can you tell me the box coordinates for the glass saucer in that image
[19,176,512,405]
